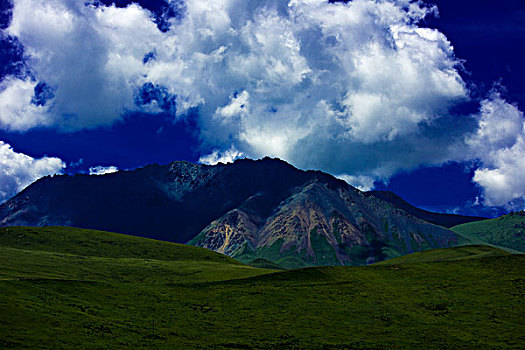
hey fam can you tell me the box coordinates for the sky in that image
[0,0,524,217]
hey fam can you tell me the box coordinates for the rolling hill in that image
[0,226,270,283]
[451,211,525,253]
[1,226,523,349]
[375,245,510,265]
[0,158,464,267]
[0,226,240,263]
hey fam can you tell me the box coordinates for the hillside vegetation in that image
[0,226,239,263]
[375,245,510,265]
[452,212,525,253]
[1,226,524,349]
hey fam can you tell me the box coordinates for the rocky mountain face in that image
[190,174,457,268]
[0,158,461,268]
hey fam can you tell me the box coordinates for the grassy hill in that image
[1,226,524,349]
[247,258,285,270]
[452,212,525,253]
[375,245,510,265]
[0,226,241,263]
[0,226,271,285]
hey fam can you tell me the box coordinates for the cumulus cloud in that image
[336,174,375,192]
[466,93,525,209]
[198,146,244,165]
[0,77,52,130]
[1,0,466,134]
[0,141,65,203]
[1,0,524,208]
[2,0,166,130]
[184,0,468,177]
[89,165,119,175]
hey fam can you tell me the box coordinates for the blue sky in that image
[0,0,524,217]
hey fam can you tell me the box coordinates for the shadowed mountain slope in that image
[0,158,311,243]
[367,190,486,228]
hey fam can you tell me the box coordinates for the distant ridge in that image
[366,191,486,228]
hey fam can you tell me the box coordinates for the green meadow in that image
[1,226,523,349]
[374,244,511,265]
[452,212,525,253]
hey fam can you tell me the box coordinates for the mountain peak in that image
[0,158,465,268]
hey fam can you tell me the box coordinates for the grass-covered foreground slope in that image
[0,227,272,285]
[247,258,285,270]
[0,226,241,263]
[452,211,525,253]
[1,226,524,349]
[375,245,510,265]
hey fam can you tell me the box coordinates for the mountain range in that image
[0,158,487,268]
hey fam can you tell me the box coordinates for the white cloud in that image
[2,0,524,208]
[467,93,525,209]
[336,174,375,192]
[467,93,523,152]
[89,165,119,175]
[3,0,165,130]
[2,0,466,137]
[0,141,65,203]
[214,91,250,120]
[198,146,244,165]
[0,77,52,131]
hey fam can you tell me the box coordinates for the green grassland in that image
[375,245,511,265]
[247,258,285,270]
[452,212,525,253]
[1,226,524,349]
[0,226,241,263]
